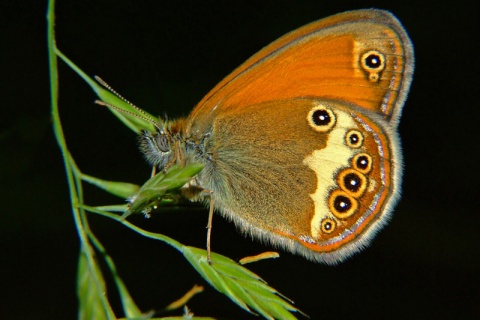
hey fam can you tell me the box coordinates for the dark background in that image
[1,0,479,319]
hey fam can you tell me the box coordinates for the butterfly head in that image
[139,118,189,169]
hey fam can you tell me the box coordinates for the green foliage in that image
[77,252,113,320]
[47,0,300,318]
[124,163,205,218]
[183,247,300,320]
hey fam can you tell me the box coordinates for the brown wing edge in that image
[192,9,414,126]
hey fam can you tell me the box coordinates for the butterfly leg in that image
[181,184,215,264]
[206,190,214,265]
[150,166,157,177]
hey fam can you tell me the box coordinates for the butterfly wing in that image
[187,9,414,135]
[185,9,414,264]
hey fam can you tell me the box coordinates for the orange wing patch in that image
[189,10,412,126]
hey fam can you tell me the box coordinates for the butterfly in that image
[138,9,414,264]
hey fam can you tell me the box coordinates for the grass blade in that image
[182,247,300,319]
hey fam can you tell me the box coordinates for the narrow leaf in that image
[125,163,204,217]
[77,252,111,320]
[181,246,300,319]
[55,49,157,133]
[81,173,140,198]
[164,285,204,311]
[239,252,280,265]
[115,277,143,318]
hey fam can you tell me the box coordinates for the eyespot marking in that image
[345,130,364,148]
[337,168,368,198]
[360,50,386,83]
[320,218,336,234]
[352,153,373,174]
[307,105,336,132]
[329,190,358,219]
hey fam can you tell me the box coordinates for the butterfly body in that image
[140,9,414,264]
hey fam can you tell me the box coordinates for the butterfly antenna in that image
[94,76,161,130]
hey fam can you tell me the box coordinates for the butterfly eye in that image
[352,153,373,174]
[307,105,336,132]
[345,130,364,148]
[320,218,336,234]
[139,130,173,167]
[337,168,367,198]
[155,134,171,152]
[329,190,358,219]
[360,50,386,82]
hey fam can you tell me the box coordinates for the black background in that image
[1,0,479,319]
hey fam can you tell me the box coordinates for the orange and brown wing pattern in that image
[189,9,413,129]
